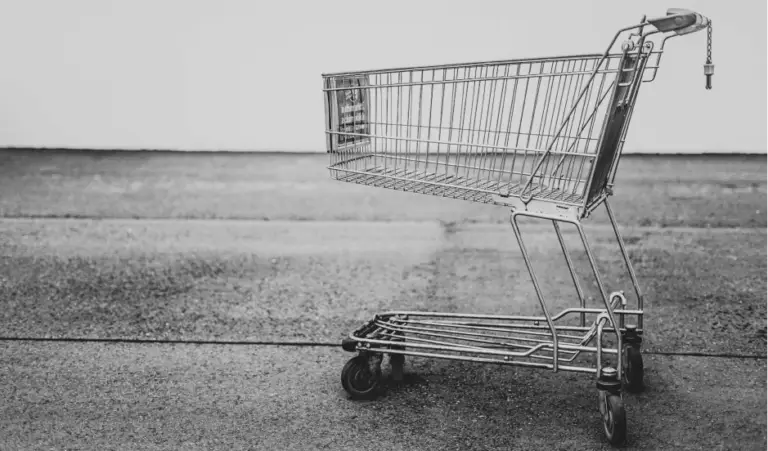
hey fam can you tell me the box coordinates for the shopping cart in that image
[321,8,712,447]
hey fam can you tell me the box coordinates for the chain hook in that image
[704,20,714,89]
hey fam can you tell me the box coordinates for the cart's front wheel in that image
[621,345,644,393]
[602,393,627,447]
[341,355,382,400]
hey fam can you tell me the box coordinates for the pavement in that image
[0,152,765,450]
[0,219,765,450]
[2,342,764,451]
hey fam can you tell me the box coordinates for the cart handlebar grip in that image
[647,8,710,35]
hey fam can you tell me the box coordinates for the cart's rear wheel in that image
[602,394,627,447]
[621,345,644,393]
[341,355,382,400]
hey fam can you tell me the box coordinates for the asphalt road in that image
[2,342,764,451]
[0,152,765,450]
[1,219,765,450]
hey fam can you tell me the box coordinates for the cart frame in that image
[322,8,711,447]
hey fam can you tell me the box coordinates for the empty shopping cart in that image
[321,8,712,446]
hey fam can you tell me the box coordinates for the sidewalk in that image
[0,219,765,450]
[2,341,764,450]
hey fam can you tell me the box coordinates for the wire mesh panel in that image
[324,49,657,210]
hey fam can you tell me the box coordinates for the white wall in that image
[0,0,764,152]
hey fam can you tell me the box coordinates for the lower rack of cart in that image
[339,292,645,447]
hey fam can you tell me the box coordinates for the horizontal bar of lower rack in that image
[400,319,588,341]
[377,319,585,345]
[379,332,504,353]
[356,332,619,355]
[392,320,592,333]
[387,337,588,364]
[384,315,643,336]
[377,309,643,323]
[355,348,598,374]
[352,335,618,358]
[387,343,583,364]
[373,319,564,348]
[355,336,549,358]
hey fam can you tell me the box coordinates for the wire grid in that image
[362,313,602,366]
[325,52,651,207]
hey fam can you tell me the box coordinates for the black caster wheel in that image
[601,393,627,447]
[621,345,644,393]
[341,355,383,400]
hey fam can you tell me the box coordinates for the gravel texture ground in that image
[0,151,765,450]
[1,219,765,450]
[1,343,764,450]
[0,220,764,356]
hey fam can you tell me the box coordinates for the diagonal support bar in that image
[604,199,644,330]
[553,221,588,327]
[510,211,559,372]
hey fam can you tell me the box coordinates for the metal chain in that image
[704,20,713,89]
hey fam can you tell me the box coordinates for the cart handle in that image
[646,8,709,35]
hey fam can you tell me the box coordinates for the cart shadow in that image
[384,372,430,388]
[311,347,764,450]
[358,357,615,448]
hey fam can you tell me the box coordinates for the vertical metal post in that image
[323,77,334,159]
[553,220,587,327]
[605,200,644,330]
[596,315,606,379]
[575,222,623,381]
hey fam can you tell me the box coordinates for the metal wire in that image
[324,39,657,212]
